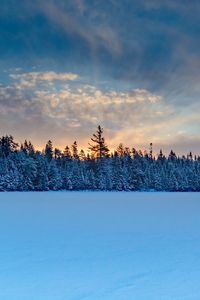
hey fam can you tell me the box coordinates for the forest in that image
[0,126,199,191]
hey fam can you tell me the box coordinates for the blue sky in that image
[1,0,200,154]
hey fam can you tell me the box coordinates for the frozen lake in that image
[0,192,200,300]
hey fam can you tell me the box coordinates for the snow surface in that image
[0,192,200,300]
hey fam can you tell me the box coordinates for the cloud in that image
[0,70,166,147]
[10,71,78,89]
[1,0,200,102]
[37,0,122,56]
[0,69,200,154]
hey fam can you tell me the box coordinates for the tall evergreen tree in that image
[45,140,53,161]
[88,125,109,158]
[71,141,79,159]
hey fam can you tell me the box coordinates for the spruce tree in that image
[45,140,53,161]
[71,141,79,159]
[88,125,109,158]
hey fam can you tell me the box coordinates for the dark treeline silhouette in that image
[0,125,200,191]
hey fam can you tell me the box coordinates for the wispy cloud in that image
[38,0,122,56]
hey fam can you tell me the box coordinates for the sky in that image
[0,0,200,155]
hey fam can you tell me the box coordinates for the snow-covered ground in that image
[0,192,200,300]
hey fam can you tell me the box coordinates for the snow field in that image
[0,192,200,300]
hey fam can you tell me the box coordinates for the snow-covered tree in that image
[0,131,199,191]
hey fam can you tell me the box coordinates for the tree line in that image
[0,125,200,191]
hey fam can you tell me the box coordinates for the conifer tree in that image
[63,146,71,159]
[45,140,53,161]
[0,135,18,157]
[116,143,125,157]
[88,125,109,158]
[71,141,79,159]
[79,149,86,161]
